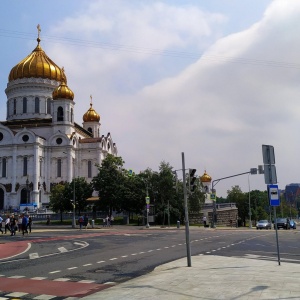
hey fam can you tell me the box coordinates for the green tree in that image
[92,154,125,216]
[64,177,93,214]
[227,185,247,226]
[49,183,68,222]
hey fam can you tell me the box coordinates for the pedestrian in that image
[106,215,110,227]
[22,214,28,236]
[4,215,11,234]
[78,215,84,230]
[27,216,32,233]
[46,215,50,225]
[203,216,207,227]
[83,214,89,229]
[0,215,3,234]
[103,217,106,227]
[10,215,17,236]
[18,215,22,232]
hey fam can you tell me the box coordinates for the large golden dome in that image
[8,37,63,82]
[200,170,212,183]
[52,68,74,100]
[83,102,100,122]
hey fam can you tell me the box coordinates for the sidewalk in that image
[82,254,300,300]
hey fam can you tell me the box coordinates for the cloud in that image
[41,0,300,196]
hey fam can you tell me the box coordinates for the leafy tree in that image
[92,154,125,216]
[64,177,93,215]
[227,185,247,226]
[49,183,68,222]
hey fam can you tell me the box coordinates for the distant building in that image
[0,28,117,210]
[284,183,300,203]
[200,170,212,203]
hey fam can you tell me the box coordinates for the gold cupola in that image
[8,25,63,82]
[83,96,100,122]
[52,67,74,100]
[200,170,212,183]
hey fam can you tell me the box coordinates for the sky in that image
[1,0,299,197]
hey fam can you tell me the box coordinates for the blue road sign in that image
[269,184,280,206]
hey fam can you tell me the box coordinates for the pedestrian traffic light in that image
[172,171,178,189]
[128,169,133,176]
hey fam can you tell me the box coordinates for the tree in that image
[49,183,68,222]
[64,177,93,215]
[227,185,247,226]
[92,154,125,216]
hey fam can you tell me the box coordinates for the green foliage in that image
[49,184,67,213]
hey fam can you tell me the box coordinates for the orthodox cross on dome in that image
[37,24,41,43]
[90,95,93,106]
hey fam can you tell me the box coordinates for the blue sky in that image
[2,0,300,198]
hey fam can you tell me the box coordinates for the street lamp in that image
[248,173,252,229]
[71,178,76,229]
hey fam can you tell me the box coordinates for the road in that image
[0,226,299,299]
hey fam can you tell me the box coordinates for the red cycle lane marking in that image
[0,241,30,260]
[0,277,113,297]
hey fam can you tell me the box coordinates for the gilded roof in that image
[52,68,74,100]
[8,37,63,82]
[83,103,100,122]
[200,170,212,182]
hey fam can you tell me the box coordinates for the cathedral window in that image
[13,99,16,115]
[0,132,3,141]
[57,159,62,177]
[71,108,73,123]
[35,97,40,113]
[47,98,51,114]
[23,97,27,113]
[2,158,6,177]
[57,107,64,121]
[23,157,28,176]
[56,138,62,145]
[88,127,92,134]
[88,160,92,178]
[22,135,29,142]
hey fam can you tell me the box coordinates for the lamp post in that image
[72,178,76,229]
[248,173,252,229]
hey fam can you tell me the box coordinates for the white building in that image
[0,32,117,211]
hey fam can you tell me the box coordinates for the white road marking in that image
[8,275,25,279]
[78,280,95,283]
[32,277,47,280]
[83,263,92,266]
[49,270,61,274]
[53,278,70,281]
[67,267,78,270]
[58,247,68,253]
[97,261,105,263]
[29,253,39,259]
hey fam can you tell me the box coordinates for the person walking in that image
[18,215,22,232]
[203,216,207,228]
[10,215,17,236]
[78,215,84,230]
[4,215,11,234]
[27,216,32,233]
[22,214,28,236]
[0,215,3,234]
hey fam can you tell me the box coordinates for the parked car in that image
[289,220,297,229]
[256,220,272,230]
[274,218,290,230]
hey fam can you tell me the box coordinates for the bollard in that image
[177,220,180,229]
[92,219,95,228]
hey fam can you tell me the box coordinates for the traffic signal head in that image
[128,169,133,176]
[190,176,196,185]
[189,169,196,177]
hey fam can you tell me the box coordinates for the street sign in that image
[211,193,216,201]
[262,145,275,165]
[269,184,280,206]
[145,196,150,204]
[264,165,277,184]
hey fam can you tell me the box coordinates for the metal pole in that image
[248,174,252,229]
[72,178,76,228]
[146,185,150,228]
[274,206,281,265]
[182,152,191,267]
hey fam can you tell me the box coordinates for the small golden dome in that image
[200,170,212,183]
[83,103,100,122]
[52,68,74,100]
[8,37,63,82]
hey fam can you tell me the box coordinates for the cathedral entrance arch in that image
[0,188,4,210]
[20,188,28,204]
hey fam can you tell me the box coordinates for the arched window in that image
[71,108,73,123]
[2,158,6,177]
[13,99,17,114]
[35,97,40,113]
[57,159,62,177]
[47,98,51,114]
[57,107,64,121]
[23,97,27,113]
[88,161,92,178]
[88,127,93,134]
[23,157,28,176]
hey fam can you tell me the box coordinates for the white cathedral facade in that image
[0,31,117,211]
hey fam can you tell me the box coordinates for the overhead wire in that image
[1,28,300,69]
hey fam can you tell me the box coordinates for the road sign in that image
[211,193,216,201]
[262,145,275,165]
[264,165,277,184]
[269,184,280,206]
[145,196,150,204]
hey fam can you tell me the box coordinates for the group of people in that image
[78,214,89,230]
[103,215,114,227]
[0,214,32,236]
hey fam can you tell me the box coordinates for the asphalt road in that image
[0,226,299,298]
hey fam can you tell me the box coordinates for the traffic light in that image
[189,169,197,192]
[172,171,178,190]
[128,169,133,176]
